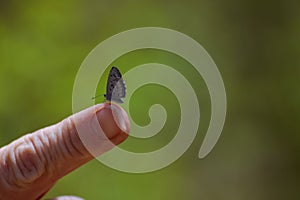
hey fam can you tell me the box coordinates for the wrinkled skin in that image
[0,103,130,200]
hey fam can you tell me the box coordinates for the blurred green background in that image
[1,0,300,199]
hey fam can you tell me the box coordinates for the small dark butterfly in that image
[104,66,126,103]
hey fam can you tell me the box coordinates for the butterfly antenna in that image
[92,94,104,100]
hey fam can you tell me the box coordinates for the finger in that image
[0,103,130,200]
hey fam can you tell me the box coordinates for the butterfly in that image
[104,66,126,103]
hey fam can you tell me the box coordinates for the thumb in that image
[0,103,130,200]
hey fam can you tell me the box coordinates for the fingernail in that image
[111,104,130,132]
[96,103,130,139]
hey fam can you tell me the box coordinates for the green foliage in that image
[0,1,299,199]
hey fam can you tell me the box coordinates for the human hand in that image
[0,103,130,200]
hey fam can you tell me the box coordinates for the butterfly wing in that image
[111,78,126,103]
[105,66,126,103]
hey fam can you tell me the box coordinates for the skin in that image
[0,103,130,200]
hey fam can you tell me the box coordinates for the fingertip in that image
[70,103,130,157]
[96,103,130,141]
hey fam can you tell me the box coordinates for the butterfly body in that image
[105,66,126,103]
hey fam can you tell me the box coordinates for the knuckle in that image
[0,117,89,192]
[1,135,46,189]
[58,117,87,159]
